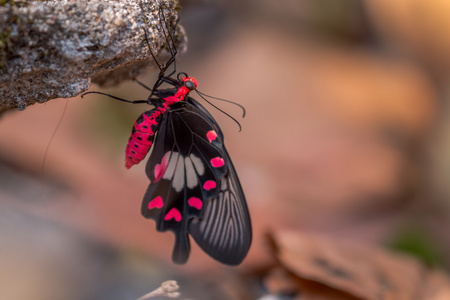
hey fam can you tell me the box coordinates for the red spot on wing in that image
[211,157,224,168]
[148,196,164,209]
[203,180,216,191]
[188,197,202,210]
[164,208,182,222]
[154,153,170,182]
[207,130,218,143]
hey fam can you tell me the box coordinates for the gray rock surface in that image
[0,0,185,110]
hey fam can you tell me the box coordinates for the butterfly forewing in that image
[187,97,224,138]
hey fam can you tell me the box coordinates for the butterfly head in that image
[184,77,198,91]
[178,72,198,91]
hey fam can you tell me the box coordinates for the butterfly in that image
[83,3,251,265]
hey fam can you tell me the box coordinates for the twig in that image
[137,280,181,299]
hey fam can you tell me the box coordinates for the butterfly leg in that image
[133,78,153,91]
[158,7,179,78]
[81,91,147,104]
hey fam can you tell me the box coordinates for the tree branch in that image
[0,0,186,111]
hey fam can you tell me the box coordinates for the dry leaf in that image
[266,231,450,300]
[421,270,450,300]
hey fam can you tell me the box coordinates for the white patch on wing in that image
[185,157,197,189]
[172,154,185,192]
[190,154,205,176]
[159,152,204,192]
[163,151,178,179]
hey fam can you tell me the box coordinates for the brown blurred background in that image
[1,0,450,299]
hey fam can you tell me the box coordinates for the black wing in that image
[141,98,251,264]
[189,148,252,265]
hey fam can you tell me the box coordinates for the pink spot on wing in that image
[154,153,170,182]
[148,196,164,209]
[164,208,182,222]
[188,197,202,210]
[207,130,218,143]
[211,157,224,168]
[203,180,216,191]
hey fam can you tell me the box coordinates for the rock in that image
[0,0,186,110]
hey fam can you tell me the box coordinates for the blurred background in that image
[1,0,450,299]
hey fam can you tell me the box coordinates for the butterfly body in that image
[125,75,252,265]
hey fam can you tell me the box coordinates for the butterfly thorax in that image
[171,75,198,102]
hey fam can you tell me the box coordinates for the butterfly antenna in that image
[195,91,242,132]
[197,90,246,118]
[139,2,168,96]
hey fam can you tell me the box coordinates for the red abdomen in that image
[125,108,162,169]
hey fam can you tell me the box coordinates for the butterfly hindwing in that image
[188,149,252,265]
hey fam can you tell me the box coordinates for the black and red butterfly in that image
[82,2,251,265]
